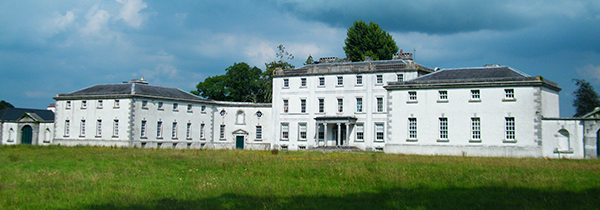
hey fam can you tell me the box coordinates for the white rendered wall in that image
[212,103,272,150]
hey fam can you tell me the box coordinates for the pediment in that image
[232,129,248,135]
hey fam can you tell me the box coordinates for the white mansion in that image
[2,54,599,158]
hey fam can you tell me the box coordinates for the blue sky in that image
[1,0,599,117]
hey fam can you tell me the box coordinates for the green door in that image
[21,126,33,145]
[236,136,244,149]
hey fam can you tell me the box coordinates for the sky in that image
[1,0,600,117]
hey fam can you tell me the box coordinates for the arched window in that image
[8,128,14,142]
[44,128,51,143]
[236,110,245,125]
[557,129,570,151]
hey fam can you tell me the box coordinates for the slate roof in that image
[0,108,54,122]
[55,82,206,102]
[274,59,432,77]
[386,66,561,91]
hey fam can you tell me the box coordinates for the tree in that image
[303,55,314,65]
[0,100,14,110]
[192,63,262,102]
[572,79,600,117]
[343,20,399,62]
[261,44,295,102]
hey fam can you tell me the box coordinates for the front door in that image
[236,136,244,149]
[21,125,33,145]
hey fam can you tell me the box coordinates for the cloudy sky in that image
[1,0,599,117]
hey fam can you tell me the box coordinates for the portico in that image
[315,116,357,147]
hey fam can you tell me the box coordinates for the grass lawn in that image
[1,145,599,209]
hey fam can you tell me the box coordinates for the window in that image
[471,90,480,101]
[157,121,163,138]
[236,111,245,124]
[376,75,383,84]
[187,104,193,112]
[66,101,71,109]
[173,103,178,111]
[337,76,343,86]
[505,89,515,100]
[375,123,384,141]
[356,98,363,112]
[8,128,13,142]
[301,78,307,87]
[356,75,363,85]
[114,100,119,108]
[201,105,206,112]
[408,91,417,101]
[186,123,192,139]
[81,101,87,109]
[283,99,289,113]
[439,91,448,101]
[172,122,178,139]
[505,117,515,140]
[318,98,324,113]
[337,98,343,112]
[299,146,306,150]
[219,125,225,139]
[65,120,70,136]
[281,123,289,140]
[96,120,102,136]
[471,118,481,140]
[113,120,118,137]
[319,77,325,86]
[80,120,86,136]
[318,125,324,140]
[301,99,306,113]
[299,123,307,140]
[408,118,417,139]
[142,100,148,109]
[256,126,262,140]
[377,97,384,112]
[439,118,448,140]
[356,124,364,141]
[397,74,403,82]
[200,124,205,139]
[141,120,147,137]
[283,79,289,88]
[158,102,163,109]
[97,100,103,108]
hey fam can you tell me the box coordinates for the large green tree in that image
[343,20,399,62]
[192,63,262,102]
[572,79,600,117]
[0,100,14,110]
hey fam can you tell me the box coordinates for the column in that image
[336,123,341,147]
[323,123,328,147]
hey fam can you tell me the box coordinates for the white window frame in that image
[504,89,515,101]
[439,90,448,101]
[375,123,384,142]
[439,117,448,140]
[356,124,364,141]
[300,99,306,113]
[319,77,325,86]
[256,125,262,140]
[172,122,178,139]
[200,123,205,139]
[114,100,119,108]
[281,123,289,140]
[283,99,289,113]
[337,76,343,86]
[64,120,70,136]
[66,101,71,109]
[356,75,363,85]
[337,98,344,113]
[157,121,163,138]
[300,78,307,87]
[219,124,225,140]
[142,100,147,109]
[471,118,481,141]
[470,90,481,101]
[408,118,417,140]
[376,97,384,112]
[81,101,87,109]
[141,120,147,137]
[173,103,178,111]
[397,74,403,82]
[186,123,192,139]
[187,104,193,112]
[505,117,515,141]
[97,100,103,108]
[408,91,417,102]
[283,79,289,88]
[299,123,307,141]
[113,119,118,137]
[318,98,324,113]
[376,75,383,84]
[80,119,86,136]
[356,97,363,113]
[158,102,163,110]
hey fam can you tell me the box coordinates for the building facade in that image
[0,108,55,145]
[41,56,599,158]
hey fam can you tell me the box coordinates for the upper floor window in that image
[471,90,480,101]
[397,74,404,82]
[114,100,120,108]
[283,79,289,88]
[505,89,515,100]
[439,90,448,101]
[337,98,344,112]
[201,105,206,112]
[81,101,87,109]
[318,98,324,113]
[281,123,289,140]
[356,75,363,85]
[301,78,307,87]
[283,99,289,113]
[299,123,307,140]
[319,77,325,86]
[66,101,71,109]
[337,76,343,86]
[187,104,193,112]
[376,75,383,84]
[97,100,103,108]
[158,102,163,109]
[301,99,306,113]
[356,98,363,112]
[142,100,148,109]
[375,123,384,141]
[173,103,178,111]
[377,97,384,112]
[408,91,417,101]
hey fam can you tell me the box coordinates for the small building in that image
[0,108,55,145]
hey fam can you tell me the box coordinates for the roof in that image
[54,82,207,102]
[0,108,54,122]
[385,66,561,91]
[274,58,433,77]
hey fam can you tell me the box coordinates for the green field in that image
[1,145,599,209]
